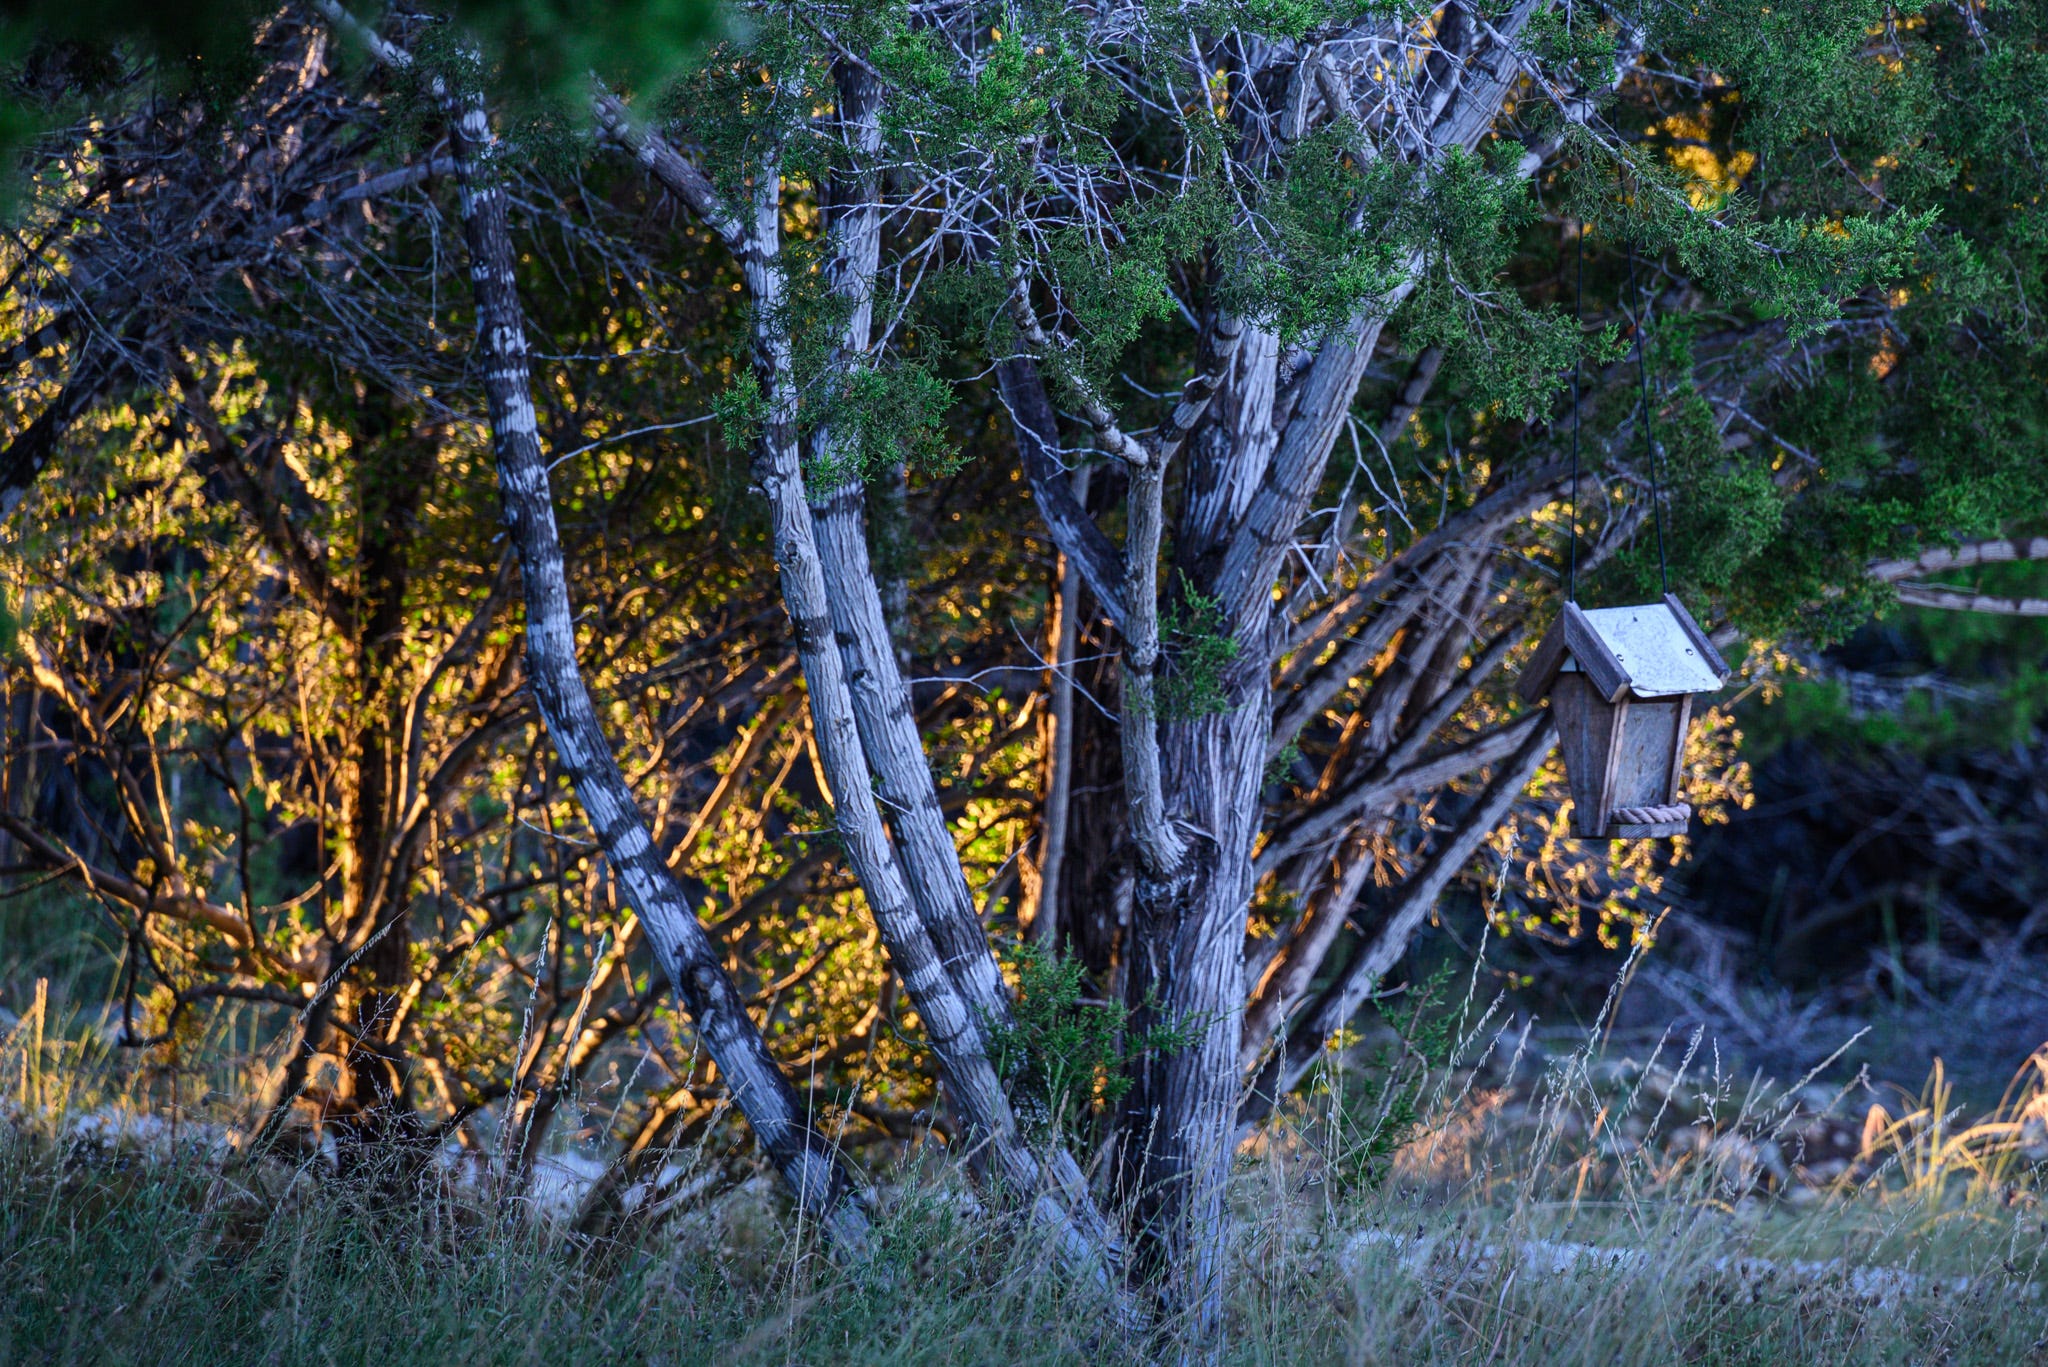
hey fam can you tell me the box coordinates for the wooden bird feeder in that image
[1517,595,1729,839]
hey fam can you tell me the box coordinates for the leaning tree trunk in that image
[436,61,868,1246]
[805,63,1018,1035]
[737,87,1128,1283]
[590,49,1128,1285]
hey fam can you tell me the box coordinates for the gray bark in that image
[592,57,1127,1279]
[805,64,1016,1043]
[736,77,1128,1283]
[1117,699,1267,1333]
[341,9,879,1242]
[1120,455,1189,883]
[1101,9,1550,1333]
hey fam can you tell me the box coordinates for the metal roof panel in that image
[1576,603,1725,697]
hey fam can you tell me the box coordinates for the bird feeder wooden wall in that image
[1518,595,1729,839]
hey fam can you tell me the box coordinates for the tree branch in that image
[995,356,1126,624]
[1257,711,1549,878]
[312,0,879,1243]
[589,85,749,256]
[1242,715,1553,1119]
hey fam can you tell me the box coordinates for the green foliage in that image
[1264,737,1303,789]
[1387,150,1577,417]
[1524,8,1621,78]
[437,0,720,106]
[1746,560,2048,758]
[1226,130,1409,341]
[1608,387,1786,610]
[657,30,823,203]
[811,361,963,486]
[871,20,1118,189]
[711,370,768,453]
[0,0,721,212]
[710,300,960,484]
[1155,576,1239,722]
[1312,963,1459,1198]
[1496,0,2048,644]
[1036,189,1228,384]
[1690,207,1931,343]
[988,945,1195,1136]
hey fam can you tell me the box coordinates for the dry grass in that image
[3,968,2046,1365]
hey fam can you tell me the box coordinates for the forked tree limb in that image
[994,356,1127,623]
[583,63,1129,1276]
[999,301,1247,887]
[804,62,1024,1044]
[1120,451,1189,881]
[1216,1,1541,654]
[1005,285,1150,469]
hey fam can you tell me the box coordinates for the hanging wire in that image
[1625,239,1672,593]
[1567,224,1584,603]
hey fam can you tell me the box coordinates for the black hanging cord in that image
[1625,239,1672,593]
[1567,225,1584,603]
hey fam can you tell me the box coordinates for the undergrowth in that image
[3,964,2045,1365]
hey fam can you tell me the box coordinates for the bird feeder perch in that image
[1517,595,1729,839]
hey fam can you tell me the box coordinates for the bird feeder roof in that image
[1518,595,1730,705]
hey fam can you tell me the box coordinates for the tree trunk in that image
[444,74,867,1246]
[335,421,430,1139]
[744,131,1127,1281]
[806,61,1018,1038]
[1040,474,1129,981]
[1030,464,1093,947]
[588,46,1126,1276]
[1118,699,1268,1334]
